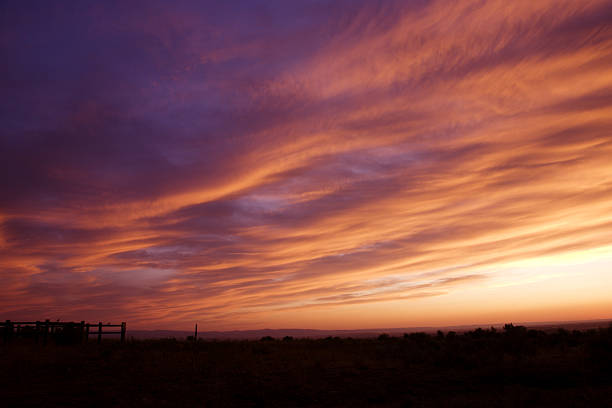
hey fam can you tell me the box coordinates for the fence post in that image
[43,319,50,345]
[79,321,85,344]
[97,322,102,344]
[194,323,198,341]
[85,323,90,343]
[4,320,11,343]
[121,322,126,343]
[35,321,40,344]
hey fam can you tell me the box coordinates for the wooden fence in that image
[0,320,126,344]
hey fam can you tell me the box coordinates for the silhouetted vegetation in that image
[1,324,611,407]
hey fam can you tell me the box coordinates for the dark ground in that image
[1,324,612,407]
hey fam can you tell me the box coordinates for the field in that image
[2,324,612,407]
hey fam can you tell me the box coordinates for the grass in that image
[1,324,612,407]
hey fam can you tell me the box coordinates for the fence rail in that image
[1,320,126,344]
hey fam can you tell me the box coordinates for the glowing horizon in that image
[1,0,612,330]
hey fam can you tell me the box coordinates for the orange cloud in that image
[1,0,612,329]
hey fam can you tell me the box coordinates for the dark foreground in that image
[2,324,612,407]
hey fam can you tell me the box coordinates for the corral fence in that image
[1,320,126,344]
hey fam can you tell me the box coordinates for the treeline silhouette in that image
[1,323,611,407]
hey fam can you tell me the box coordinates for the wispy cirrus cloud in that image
[1,0,612,329]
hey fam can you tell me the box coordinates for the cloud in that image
[1,0,612,329]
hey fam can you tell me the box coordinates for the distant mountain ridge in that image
[127,318,612,339]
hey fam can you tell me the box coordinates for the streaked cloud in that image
[1,0,612,329]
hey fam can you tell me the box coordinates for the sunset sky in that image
[1,0,612,330]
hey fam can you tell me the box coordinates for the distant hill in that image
[127,318,612,339]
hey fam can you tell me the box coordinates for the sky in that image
[1,0,612,330]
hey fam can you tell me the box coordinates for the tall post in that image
[85,323,90,343]
[35,321,40,344]
[4,320,11,343]
[194,323,198,341]
[97,322,102,344]
[43,319,50,345]
[121,322,126,343]
[80,321,85,344]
